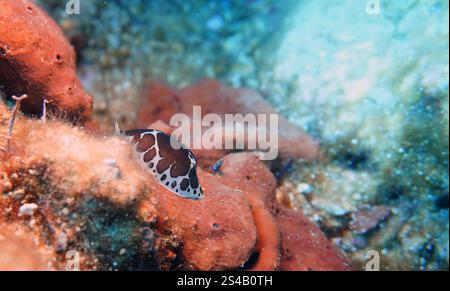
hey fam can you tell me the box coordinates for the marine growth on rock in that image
[0,0,448,272]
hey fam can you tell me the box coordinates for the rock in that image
[137,125,258,270]
[0,117,351,271]
[0,225,55,271]
[0,0,92,123]
[297,182,313,193]
[18,203,38,217]
[137,81,181,127]
[138,170,258,271]
[350,205,391,234]
[0,172,12,194]
[218,153,281,270]
[142,123,351,271]
[11,188,26,201]
[291,164,378,217]
[276,208,353,271]
[270,0,449,271]
[1,118,257,270]
[55,231,68,253]
[137,79,320,167]
[217,153,352,271]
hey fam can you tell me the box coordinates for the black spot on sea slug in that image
[180,179,190,191]
[189,168,199,189]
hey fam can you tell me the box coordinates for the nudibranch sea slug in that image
[116,125,203,200]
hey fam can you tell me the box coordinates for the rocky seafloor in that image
[0,0,448,271]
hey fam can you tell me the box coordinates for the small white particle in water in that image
[351,138,359,145]
[61,208,70,216]
[206,15,224,31]
[18,203,38,217]
[297,183,313,194]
